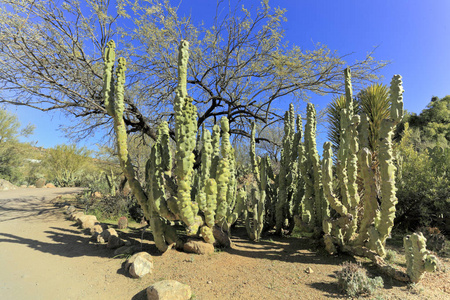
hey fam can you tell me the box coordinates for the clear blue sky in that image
[11,0,450,149]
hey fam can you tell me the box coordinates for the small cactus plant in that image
[118,216,128,229]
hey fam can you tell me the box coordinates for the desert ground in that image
[0,188,448,300]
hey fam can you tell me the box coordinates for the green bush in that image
[395,125,450,232]
[337,262,384,297]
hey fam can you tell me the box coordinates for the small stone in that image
[183,240,214,255]
[146,280,191,300]
[126,252,153,278]
[65,205,76,215]
[305,267,313,274]
[107,235,124,249]
[206,280,212,284]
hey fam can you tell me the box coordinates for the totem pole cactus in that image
[404,232,438,283]
[297,103,329,237]
[276,104,301,235]
[321,68,404,257]
[103,40,240,251]
[245,122,269,241]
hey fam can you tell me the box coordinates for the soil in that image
[0,188,449,300]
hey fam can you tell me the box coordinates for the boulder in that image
[107,235,124,249]
[146,280,191,300]
[70,211,84,222]
[89,224,104,235]
[0,179,18,191]
[212,225,232,248]
[125,252,153,278]
[101,228,118,242]
[77,215,98,229]
[183,240,214,255]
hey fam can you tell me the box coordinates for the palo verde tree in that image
[0,0,386,145]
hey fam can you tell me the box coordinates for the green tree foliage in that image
[0,108,34,184]
[45,144,91,187]
[0,0,386,144]
[404,96,450,149]
[395,124,450,230]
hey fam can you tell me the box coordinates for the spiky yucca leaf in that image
[357,83,390,152]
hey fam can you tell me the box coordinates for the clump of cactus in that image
[275,104,302,235]
[320,68,403,257]
[103,40,239,252]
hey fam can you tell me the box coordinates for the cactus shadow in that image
[226,226,350,266]
[131,289,147,300]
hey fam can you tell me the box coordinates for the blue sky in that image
[10,0,450,149]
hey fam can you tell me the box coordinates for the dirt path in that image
[0,188,141,300]
[0,188,448,300]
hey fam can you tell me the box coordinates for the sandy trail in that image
[0,188,141,300]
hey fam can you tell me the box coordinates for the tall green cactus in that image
[276,104,301,235]
[297,103,327,237]
[321,68,404,257]
[103,40,241,251]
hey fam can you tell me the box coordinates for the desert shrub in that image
[384,249,397,264]
[80,193,143,222]
[337,262,384,297]
[395,125,450,232]
[419,227,447,253]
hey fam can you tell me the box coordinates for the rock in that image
[89,224,104,235]
[65,205,76,215]
[107,235,124,249]
[125,252,153,278]
[70,211,84,221]
[77,215,98,229]
[305,267,313,274]
[146,280,191,300]
[118,216,128,229]
[45,183,56,188]
[101,228,118,242]
[94,232,105,244]
[212,225,232,248]
[0,179,18,191]
[35,178,46,188]
[20,184,27,188]
[183,240,214,255]
[114,245,138,257]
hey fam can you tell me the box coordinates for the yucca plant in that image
[327,83,390,155]
[357,83,391,152]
